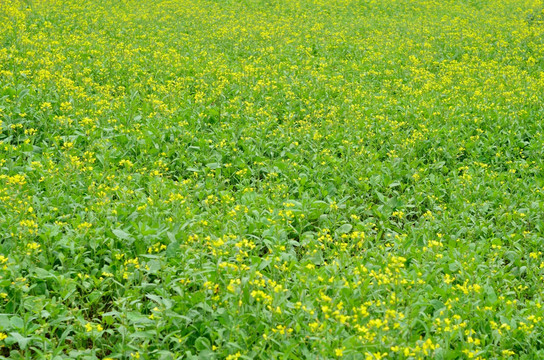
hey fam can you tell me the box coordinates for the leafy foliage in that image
[1,0,544,358]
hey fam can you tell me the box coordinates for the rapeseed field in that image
[2,0,544,358]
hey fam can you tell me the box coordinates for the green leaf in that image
[485,285,497,303]
[337,224,352,234]
[206,162,220,169]
[10,332,31,350]
[195,337,211,351]
[10,316,24,330]
[112,228,131,240]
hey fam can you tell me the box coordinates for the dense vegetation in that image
[2,0,544,358]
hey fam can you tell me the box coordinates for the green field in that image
[2,0,544,358]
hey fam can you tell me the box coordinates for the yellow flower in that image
[226,352,241,360]
[502,350,515,356]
